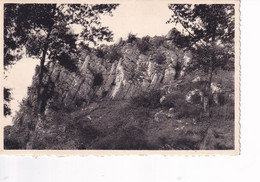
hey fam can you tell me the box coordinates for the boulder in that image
[166,28,178,39]
[211,82,223,105]
[185,89,204,104]
[192,76,202,83]
[154,110,175,122]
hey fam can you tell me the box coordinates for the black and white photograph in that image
[1,1,239,153]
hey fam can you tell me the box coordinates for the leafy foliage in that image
[105,46,122,62]
[126,33,137,43]
[95,47,107,58]
[167,4,235,72]
[4,3,119,64]
[167,4,235,113]
[136,36,151,55]
[4,88,12,116]
[4,138,22,149]
[95,45,122,62]
[4,4,119,113]
[152,52,166,65]
[92,73,104,86]
[131,89,161,108]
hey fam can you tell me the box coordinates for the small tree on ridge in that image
[167,4,235,113]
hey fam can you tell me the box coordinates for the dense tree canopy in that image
[4,3,119,113]
[167,4,235,71]
[4,4,119,66]
[4,88,12,116]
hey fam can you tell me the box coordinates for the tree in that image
[4,88,12,116]
[4,4,119,113]
[167,4,235,113]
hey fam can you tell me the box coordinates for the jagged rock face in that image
[32,38,191,107]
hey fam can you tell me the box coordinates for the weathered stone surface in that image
[154,110,175,122]
[5,33,200,149]
[163,65,176,84]
[186,89,204,104]
[211,82,223,105]
[192,76,202,83]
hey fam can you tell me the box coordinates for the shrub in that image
[210,103,234,120]
[92,72,103,86]
[126,33,137,43]
[137,36,151,54]
[174,61,182,79]
[217,93,226,106]
[31,139,46,149]
[48,97,77,113]
[68,123,102,149]
[152,52,166,65]
[105,46,122,62]
[115,126,151,149]
[131,89,161,108]
[160,91,184,108]
[152,36,166,47]
[57,52,78,73]
[95,48,107,58]
[74,97,88,107]
[91,125,152,150]
[162,91,203,120]
[175,103,203,120]
[4,138,22,149]
[171,137,200,150]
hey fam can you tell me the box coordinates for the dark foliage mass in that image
[167,4,235,114]
[137,36,151,54]
[126,33,137,43]
[4,88,12,116]
[167,4,235,70]
[93,73,104,86]
[152,52,166,65]
[4,3,119,114]
[96,48,107,59]
[131,89,162,108]
[105,46,122,62]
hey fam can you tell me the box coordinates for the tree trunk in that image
[37,29,52,113]
[203,57,214,117]
[203,34,216,116]
[37,5,56,114]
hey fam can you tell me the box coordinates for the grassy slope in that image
[84,70,235,150]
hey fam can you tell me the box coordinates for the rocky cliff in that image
[47,37,190,105]
[4,34,234,150]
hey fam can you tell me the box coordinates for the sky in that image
[3,58,38,125]
[3,3,174,125]
[101,3,173,41]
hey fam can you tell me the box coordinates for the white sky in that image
[3,58,38,125]
[3,3,174,125]
[101,3,173,41]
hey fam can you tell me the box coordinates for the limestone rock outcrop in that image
[29,36,192,108]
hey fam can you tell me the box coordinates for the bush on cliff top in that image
[136,36,151,55]
[126,33,137,43]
